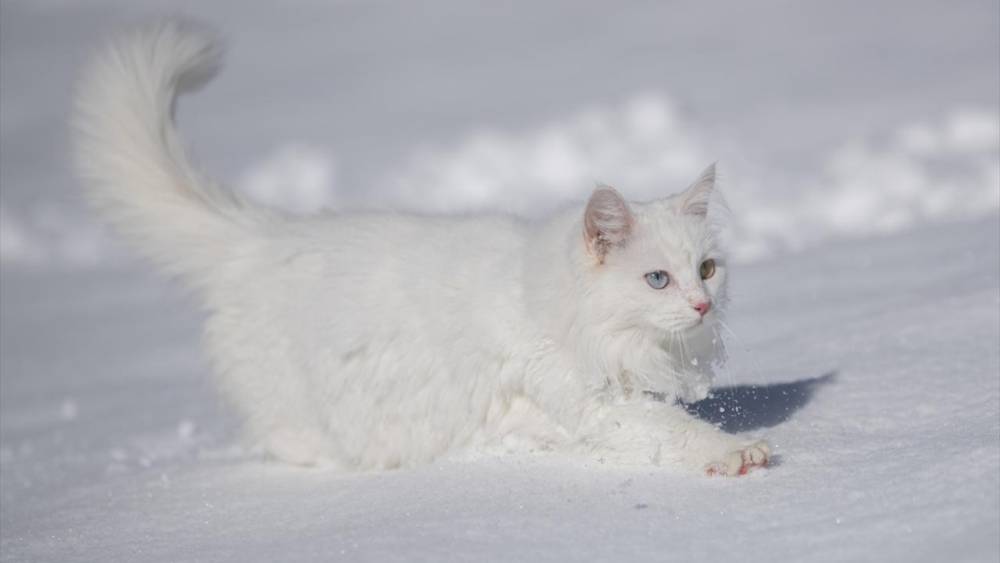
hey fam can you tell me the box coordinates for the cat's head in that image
[579,164,728,338]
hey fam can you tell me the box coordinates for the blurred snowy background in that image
[2,0,997,267]
[1,1,998,562]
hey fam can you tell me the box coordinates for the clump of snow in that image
[379,94,709,215]
[58,399,77,421]
[0,201,114,268]
[236,144,338,215]
[0,205,44,266]
[177,420,196,440]
[731,108,1000,260]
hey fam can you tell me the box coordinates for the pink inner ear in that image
[684,194,710,216]
[584,186,633,259]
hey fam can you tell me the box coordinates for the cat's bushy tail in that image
[72,19,260,281]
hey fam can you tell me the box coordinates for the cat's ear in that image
[584,185,634,262]
[678,163,716,217]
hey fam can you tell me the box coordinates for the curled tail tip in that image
[80,17,225,98]
[72,18,206,172]
[72,16,224,155]
[140,17,225,92]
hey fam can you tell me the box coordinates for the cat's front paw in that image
[705,440,771,477]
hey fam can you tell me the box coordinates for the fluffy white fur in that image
[73,20,770,476]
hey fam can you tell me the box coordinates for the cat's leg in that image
[578,401,770,476]
[235,388,333,466]
[210,353,334,466]
[257,424,331,466]
[521,353,766,475]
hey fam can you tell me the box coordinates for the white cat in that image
[73,20,770,476]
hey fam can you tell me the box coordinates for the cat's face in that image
[581,165,727,336]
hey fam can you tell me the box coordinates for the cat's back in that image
[217,210,532,351]
[295,210,527,283]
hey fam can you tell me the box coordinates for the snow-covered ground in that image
[2,218,997,562]
[1,1,998,561]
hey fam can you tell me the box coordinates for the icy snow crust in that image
[2,218,997,562]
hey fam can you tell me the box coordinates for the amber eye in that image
[700,259,716,280]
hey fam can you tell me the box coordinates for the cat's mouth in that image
[678,311,714,333]
[686,313,710,328]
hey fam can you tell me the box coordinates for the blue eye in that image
[644,270,670,289]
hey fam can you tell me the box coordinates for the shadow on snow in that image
[685,372,837,433]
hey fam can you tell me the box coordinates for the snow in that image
[1,0,999,561]
[2,218,997,562]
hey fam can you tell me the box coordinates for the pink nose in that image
[692,301,711,316]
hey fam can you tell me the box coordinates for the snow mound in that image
[733,108,1000,260]
[3,93,996,269]
[380,94,710,215]
[237,144,338,215]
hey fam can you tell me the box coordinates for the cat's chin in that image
[668,317,713,336]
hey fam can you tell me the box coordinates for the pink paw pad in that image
[705,441,771,477]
